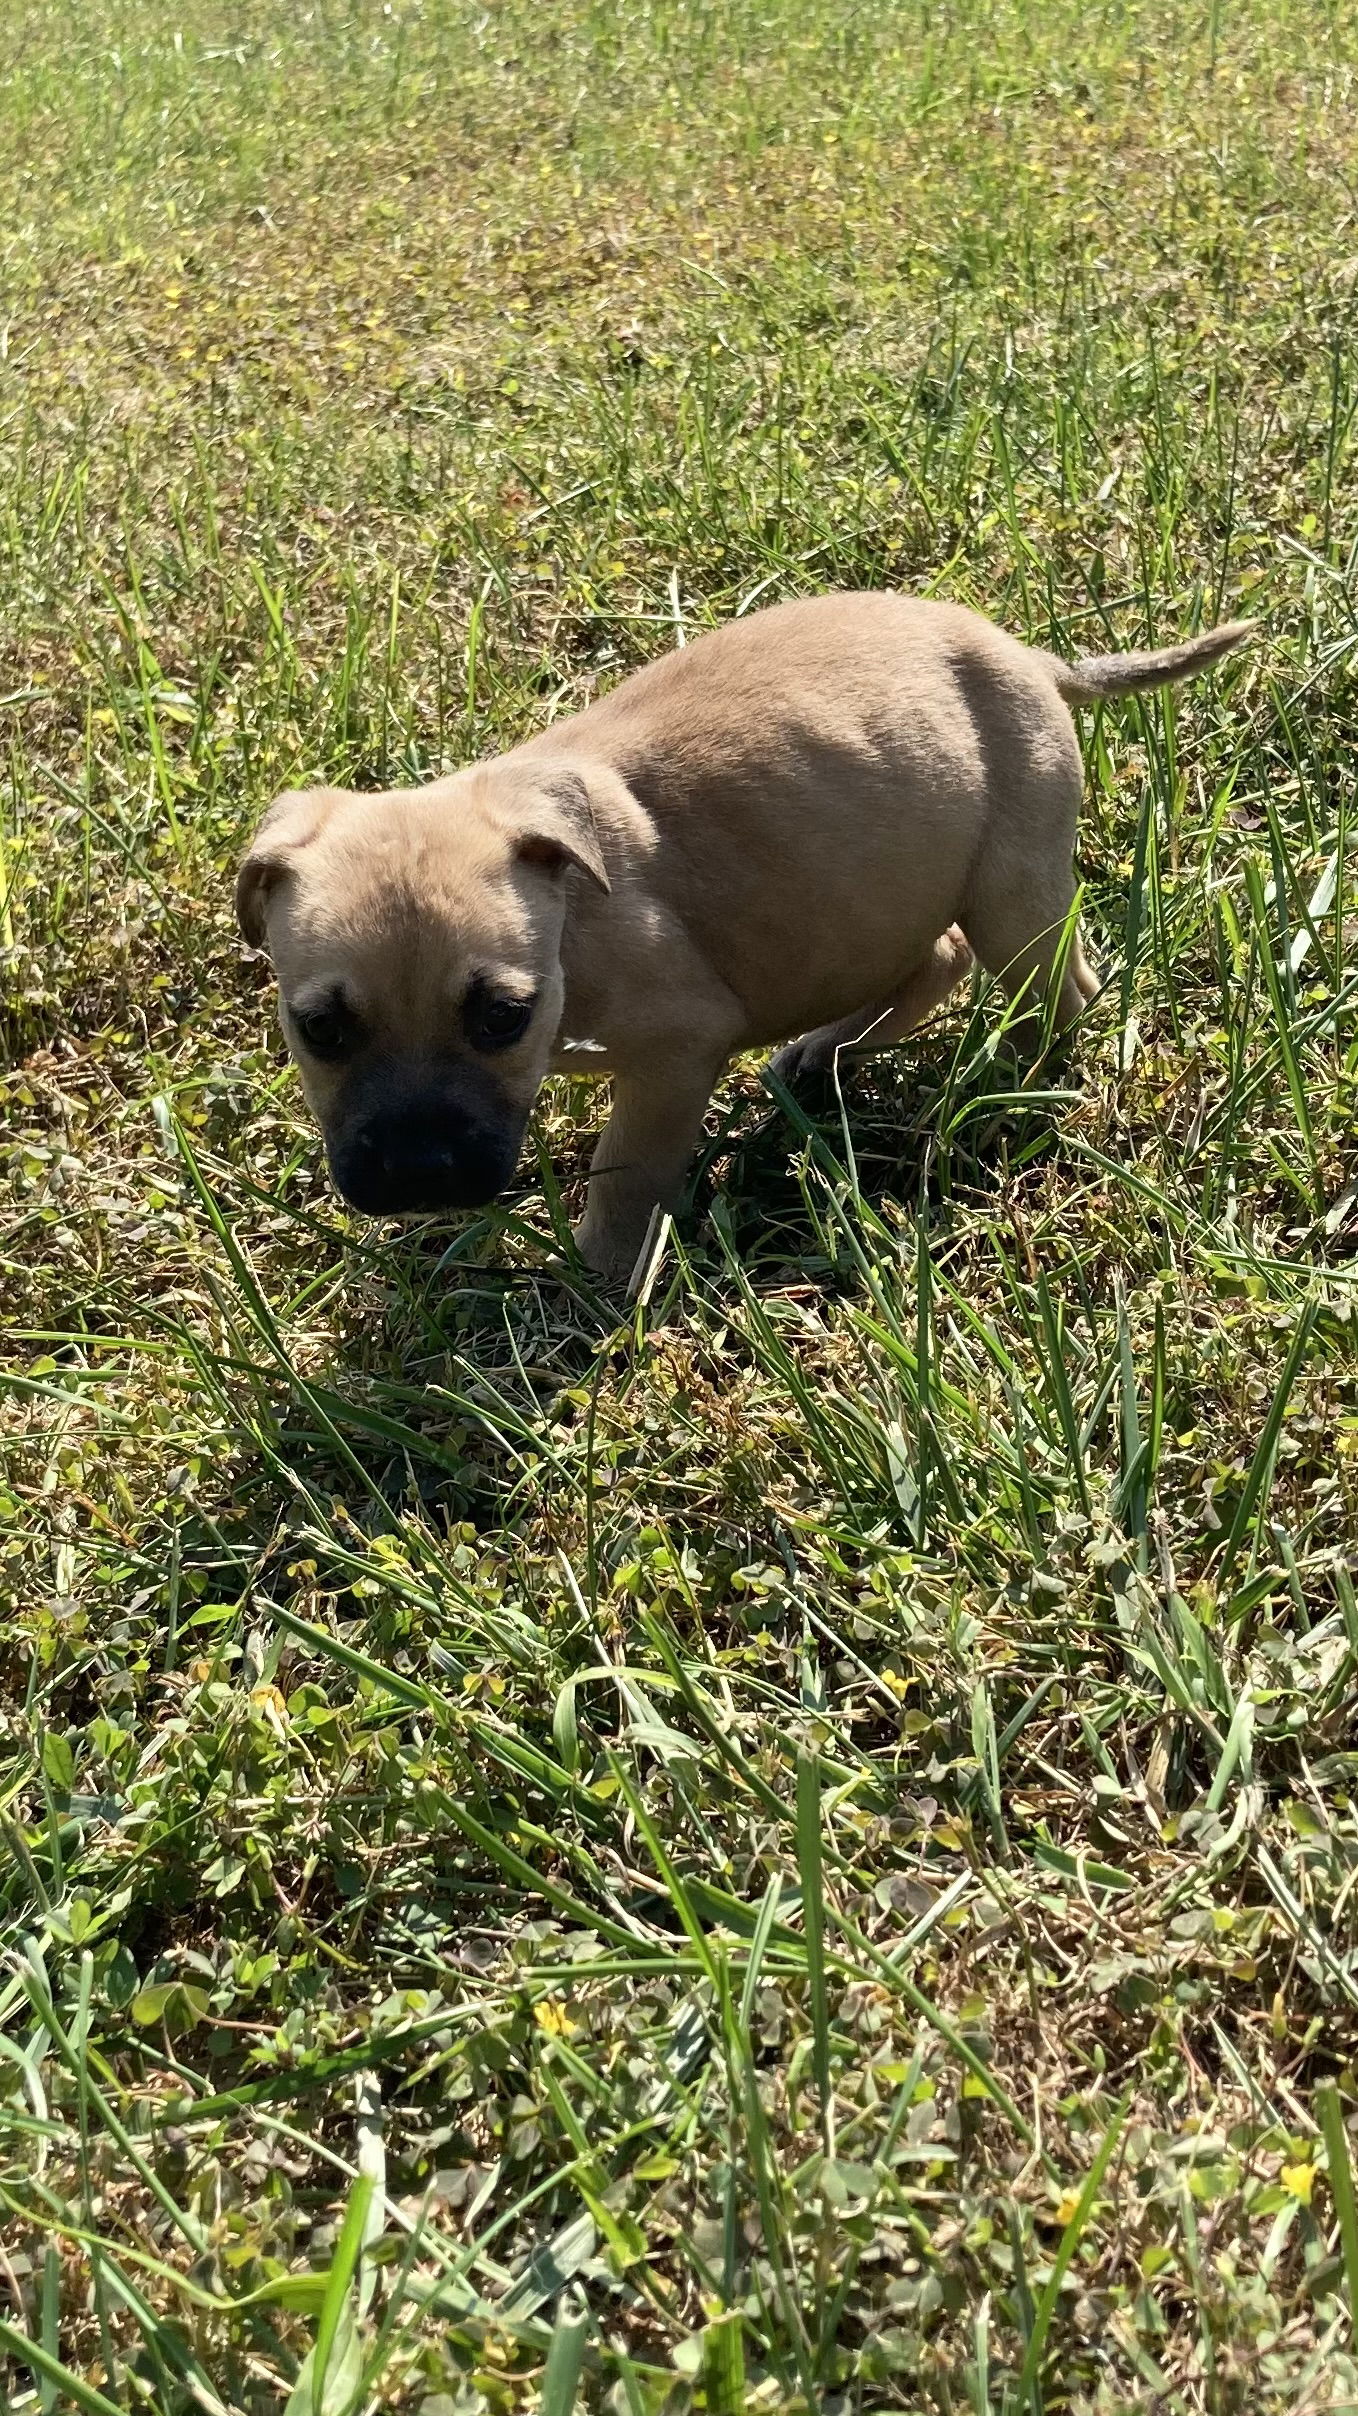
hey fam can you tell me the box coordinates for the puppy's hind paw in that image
[935,925,975,987]
[767,1033,829,1086]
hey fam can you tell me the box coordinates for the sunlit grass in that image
[2,1,1358,2409]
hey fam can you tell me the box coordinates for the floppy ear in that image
[235,790,339,947]
[513,768,611,895]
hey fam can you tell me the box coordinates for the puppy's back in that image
[532,592,1049,1045]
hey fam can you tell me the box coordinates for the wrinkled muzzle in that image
[324,1065,528,1216]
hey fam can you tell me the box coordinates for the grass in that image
[1,0,1357,2405]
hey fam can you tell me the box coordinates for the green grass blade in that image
[538,2285,591,2416]
[1318,2084,1358,2331]
[1216,1300,1318,1586]
[795,1748,833,2150]
[700,2309,747,2415]
[0,2321,127,2416]
[1015,2097,1129,2408]
[306,2171,374,2416]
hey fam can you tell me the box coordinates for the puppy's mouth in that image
[327,1106,526,1218]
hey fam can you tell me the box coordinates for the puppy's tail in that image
[1047,618,1255,704]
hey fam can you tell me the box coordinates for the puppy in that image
[236,593,1252,1282]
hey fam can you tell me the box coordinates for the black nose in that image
[331,1111,520,1216]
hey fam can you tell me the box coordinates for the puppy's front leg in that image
[574,1053,727,1286]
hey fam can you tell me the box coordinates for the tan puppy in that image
[237,593,1252,1281]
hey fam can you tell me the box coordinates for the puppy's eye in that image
[465,983,535,1052]
[294,1003,354,1059]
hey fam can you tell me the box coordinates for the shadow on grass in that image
[697,1048,1074,1280]
[126,1014,1089,1639]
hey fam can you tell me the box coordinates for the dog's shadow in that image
[203,1022,1074,1565]
[686,1034,1072,1281]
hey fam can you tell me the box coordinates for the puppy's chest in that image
[552,948,623,1073]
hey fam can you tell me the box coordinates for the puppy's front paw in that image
[571,1202,656,1290]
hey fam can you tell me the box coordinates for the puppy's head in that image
[235,760,608,1217]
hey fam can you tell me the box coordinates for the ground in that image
[1,2,1357,2410]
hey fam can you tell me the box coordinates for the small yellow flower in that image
[250,1683,289,1737]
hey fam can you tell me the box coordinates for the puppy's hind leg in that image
[964,853,1100,1043]
[770,926,974,1083]
[962,726,1100,1044]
